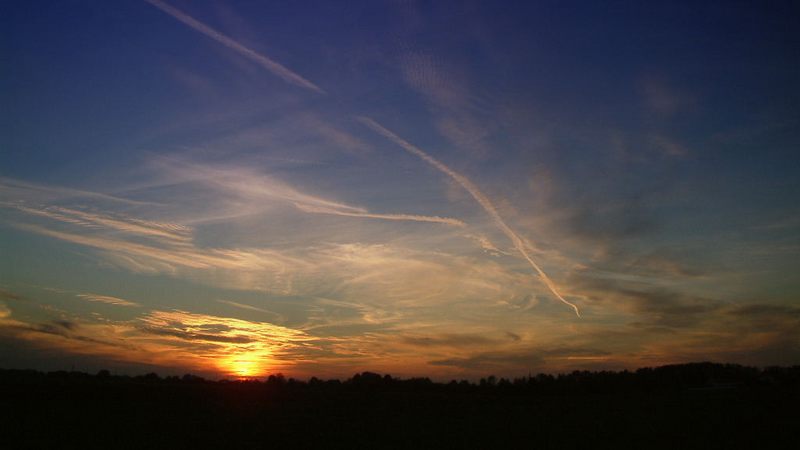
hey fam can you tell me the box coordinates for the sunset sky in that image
[1,0,798,379]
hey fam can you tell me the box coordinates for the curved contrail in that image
[359,117,580,317]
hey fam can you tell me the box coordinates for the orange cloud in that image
[0,307,313,378]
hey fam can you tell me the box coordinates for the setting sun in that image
[225,356,263,378]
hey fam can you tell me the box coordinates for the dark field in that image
[2,363,798,449]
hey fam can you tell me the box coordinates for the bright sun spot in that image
[230,358,260,378]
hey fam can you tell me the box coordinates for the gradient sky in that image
[1,0,799,379]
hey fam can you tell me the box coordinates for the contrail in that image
[144,0,324,94]
[359,117,580,317]
[141,0,576,315]
[294,203,467,227]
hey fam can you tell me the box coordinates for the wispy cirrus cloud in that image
[398,51,495,155]
[146,157,467,227]
[294,203,466,227]
[9,221,306,294]
[0,176,152,206]
[77,293,141,308]
[3,203,192,244]
[218,300,285,323]
[2,179,531,309]
[640,77,694,117]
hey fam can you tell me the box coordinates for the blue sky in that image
[1,0,798,379]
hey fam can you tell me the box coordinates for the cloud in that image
[724,303,800,332]
[571,273,720,328]
[429,350,543,371]
[300,114,371,155]
[7,221,309,296]
[145,0,324,94]
[728,304,800,318]
[137,309,314,375]
[0,176,151,206]
[2,172,472,300]
[505,331,522,342]
[77,294,141,308]
[641,78,694,116]
[6,203,533,312]
[217,300,284,322]
[400,52,471,110]
[650,134,688,157]
[3,203,192,244]
[502,294,540,311]
[294,203,466,227]
[305,297,401,329]
[631,302,800,368]
[313,242,535,308]
[754,214,800,231]
[147,158,466,227]
[41,320,76,333]
[400,333,499,348]
[564,196,659,243]
[1,306,315,377]
[398,52,495,155]
[429,345,616,373]
[0,289,24,302]
[625,252,704,278]
[465,233,509,256]
[149,157,363,212]
[359,117,580,316]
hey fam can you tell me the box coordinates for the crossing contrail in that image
[359,117,580,316]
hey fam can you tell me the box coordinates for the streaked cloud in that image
[0,177,152,206]
[145,158,466,227]
[398,51,495,155]
[218,300,285,322]
[641,77,694,116]
[3,203,191,244]
[650,134,689,157]
[77,294,141,308]
[2,179,534,315]
[295,203,466,227]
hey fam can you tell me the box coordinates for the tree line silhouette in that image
[3,361,798,392]
[2,362,798,449]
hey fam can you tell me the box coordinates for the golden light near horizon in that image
[135,310,309,378]
[217,344,282,379]
[223,354,267,379]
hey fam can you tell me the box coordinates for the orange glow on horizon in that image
[221,352,271,378]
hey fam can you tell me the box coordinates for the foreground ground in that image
[2,363,798,449]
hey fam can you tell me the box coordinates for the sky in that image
[1,0,799,380]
